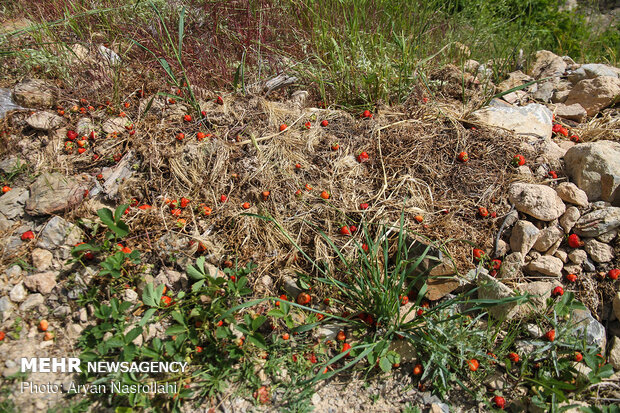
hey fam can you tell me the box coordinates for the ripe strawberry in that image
[216,96,224,105]
[490,211,497,218]
[413,364,423,375]
[340,226,351,235]
[253,386,270,404]
[574,352,583,362]
[400,295,409,305]
[566,273,577,282]
[545,330,556,342]
[414,215,423,223]
[331,143,339,151]
[361,243,369,253]
[176,132,185,141]
[0,331,5,341]
[282,333,290,340]
[492,396,506,410]
[458,151,469,162]
[279,124,287,132]
[305,184,313,191]
[220,195,228,203]
[180,197,190,208]
[123,102,130,108]
[43,332,54,341]
[552,124,561,133]
[570,134,580,143]
[508,352,519,363]
[548,170,558,179]
[242,202,250,209]
[262,191,270,201]
[118,111,126,117]
[295,163,302,169]
[297,292,311,305]
[21,231,35,241]
[341,342,352,356]
[478,207,489,217]
[337,330,346,341]
[67,130,78,141]
[201,110,206,117]
[38,320,49,332]
[184,114,192,122]
[472,248,485,261]
[161,296,172,307]
[78,148,86,154]
[320,191,330,199]
[295,189,302,196]
[559,127,568,137]
[276,294,287,307]
[97,174,103,180]
[491,259,502,270]
[567,233,582,248]
[552,286,564,296]
[512,154,525,167]
[320,120,329,127]
[197,132,206,141]
[196,346,203,353]
[2,186,10,193]
[357,151,369,162]
[362,110,372,118]
[304,121,311,129]
[360,203,369,210]
[468,359,479,371]
[608,269,620,280]
[171,208,181,216]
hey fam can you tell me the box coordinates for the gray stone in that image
[26,172,91,216]
[554,249,568,263]
[283,277,302,298]
[5,265,22,278]
[551,103,587,123]
[609,337,620,371]
[122,288,138,303]
[25,111,64,131]
[574,207,620,237]
[497,70,534,92]
[496,239,509,257]
[563,264,582,275]
[76,117,95,137]
[477,271,519,321]
[533,225,563,252]
[525,255,564,277]
[510,221,540,256]
[67,323,84,340]
[98,45,121,65]
[517,281,560,315]
[571,309,606,349]
[582,258,596,272]
[564,141,620,205]
[12,79,57,108]
[565,76,620,116]
[568,249,587,265]
[529,50,567,79]
[560,206,580,233]
[9,283,27,303]
[568,63,620,84]
[483,372,507,390]
[508,183,566,221]
[0,296,14,321]
[102,117,127,134]
[555,182,588,207]
[597,228,617,243]
[31,248,53,271]
[0,187,29,220]
[36,216,82,250]
[532,80,557,102]
[23,271,57,294]
[471,103,553,139]
[154,268,188,291]
[314,324,340,341]
[19,293,44,311]
[583,238,614,263]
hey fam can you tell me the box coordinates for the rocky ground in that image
[1,47,620,412]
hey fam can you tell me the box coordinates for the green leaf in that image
[247,333,267,349]
[215,327,230,339]
[114,204,129,223]
[124,327,143,344]
[191,279,205,292]
[139,308,157,326]
[97,208,115,227]
[178,7,186,56]
[252,316,267,331]
[159,58,177,83]
[379,356,392,373]
[171,311,186,326]
[165,325,187,335]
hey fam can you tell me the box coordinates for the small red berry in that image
[567,234,582,248]
[216,96,224,105]
[544,329,556,342]
[458,151,469,162]
[478,207,489,217]
[552,286,564,296]
[21,231,35,241]
[183,114,192,122]
[357,151,369,163]
[176,132,185,141]
[320,120,329,127]
[512,154,525,167]
[566,273,577,282]
[608,269,619,280]
[360,203,369,210]
[220,195,228,203]
[468,359,479,371]
[508,352,519,363]
[279,124,287,132]
[304,121,311,129]
[574,352,583,362]
[492,396,506,410]
[340,226,351,236]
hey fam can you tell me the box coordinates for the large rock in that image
[23,271,58,295]
[497,70,534,92]
[568,249,587,265]
[102,117,127,134]
[31,248,53,271]
[471,103,553,139]
[516,281,560,314]
[614,292,620,322]
[12,79,57,108]
[583,238,614,263]
[525,255,564,277]
[559,206,580,233]
[25,172,91,216]
[564,76,620,116]
[610,338,620,371]
[529,50,567,79]
[498,252,524,279]
[0,187,29,220]
[25,111,64,131]
[509,220,540,256]
[571,309,606,350]
[477,272,519,321]
[36,216,82,250]
[573,207,620,237]
[76,117,95,136]
[563,141,620,205]
[508,183,566,221]
[568,63,620,84]
[555,182,588,207]
[533,226,563,252]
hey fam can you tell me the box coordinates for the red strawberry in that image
[559,127,568,137]
[295,163,302,169]
[180,197,190,208]
[544,329,556,342]
[96,174,103,180]
[548,170,558,179]
[361,243,369,253]
[512,154,525,167]
[242,202,250,209]
[0,331,5,341]
[320,191,330,199]
[567,234,582,248]
[362,110,372,118]
[176,132,185,141]
[184,114,192,122]
[340,226,351,235]
[508,352,519,363]
[574,352,583,362]
[490,211,497,218]
[413,364,423,375]
[66,130,78,141]
[349,225,357,233]
[414,215,423,223]
[331,143,339,151]
[262,191,271,201]
[2,186,11,193]
[570,134,580,143]
[400,295,409,305]
[478,207,489,217]
[197,132,206,141]
[161,296,172,307]
[608,269,619,280]
[566,273,577,282]
[357,151,369,163]
[468,359,479,371]
[279,124,287,132]
[491,259,502,270]
[458,151,469,162]
[216,96,224,105]
[552,286,564,296]
[21,230,35,241]
[341,342,352,356]
[220,195,228,203]
[492,396,506,410]
[360,203,369,210]
[304,121,311,129]
[552,124,562,133]
[78,148,86,154]
[320,120,329,127]
[473,248,485,261]
[296,292,311,305]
